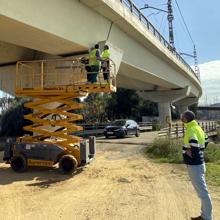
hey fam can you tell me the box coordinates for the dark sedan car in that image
[104,119,140,138]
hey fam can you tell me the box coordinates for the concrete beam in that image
[0,41,35,64]
[139,86,191,103]
[174,97,198,114]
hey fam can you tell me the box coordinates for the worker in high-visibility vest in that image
[101,45,110,82]
[88,44,101,83]
[181,111,212,220]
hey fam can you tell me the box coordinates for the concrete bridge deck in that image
[0,0,202,126]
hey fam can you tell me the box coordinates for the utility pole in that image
[139,0,175,50]
[180,45,200,80]
[193,45,200,79]
[167,0,175,50]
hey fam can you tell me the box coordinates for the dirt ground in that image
[0,132,219,220]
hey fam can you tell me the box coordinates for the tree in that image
[81,93,110,123]
[138,99,158,120]
[106,88,140,120]
[81,88,159,123]
[0,96,15,113]
[105,88,159,121]
[0,97,32,137]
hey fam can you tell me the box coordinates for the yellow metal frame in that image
[15,58,116,165]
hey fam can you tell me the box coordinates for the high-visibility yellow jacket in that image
[101,49,110,59]
[182,120,208,165]
[89,49,101,67]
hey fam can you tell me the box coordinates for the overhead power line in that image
[174,0,194,45]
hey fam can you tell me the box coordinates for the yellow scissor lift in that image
[3,58,116,173]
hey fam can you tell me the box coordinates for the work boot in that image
[191,216,205,220]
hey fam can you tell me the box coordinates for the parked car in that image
[104,119,140,138]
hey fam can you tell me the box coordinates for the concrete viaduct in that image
[0,0,202,127]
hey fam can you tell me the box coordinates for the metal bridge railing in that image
[119,0,199,80]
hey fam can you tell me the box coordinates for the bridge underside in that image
[0,0,202,127]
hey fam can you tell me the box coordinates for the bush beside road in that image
[146,138,220,186]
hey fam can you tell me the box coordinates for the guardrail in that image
[119,0,199,80]
[73,121,159,137]
[158,121,218,138]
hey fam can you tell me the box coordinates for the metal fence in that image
[73,121,158,137]
[119,0,199,80]
[159,121,217,138]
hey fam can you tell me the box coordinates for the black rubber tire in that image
[135,129,140,137]
[59,155,78,174]
[11,155,27,173]
[122,131,127,138]
[105,135,109,139]
[119,131,126,138]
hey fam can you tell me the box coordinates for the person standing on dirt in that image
[181,110,212,220]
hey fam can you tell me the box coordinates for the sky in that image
[133,0,220,105]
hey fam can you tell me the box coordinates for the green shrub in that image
[204,142,220,163]
[151,119,161,131]
[146,138,220,186]
[152,123,161,131]
[146,138,183,163]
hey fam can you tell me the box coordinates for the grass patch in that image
[206,163,220,186]
[145,138,220,186]
[205,142,220,163]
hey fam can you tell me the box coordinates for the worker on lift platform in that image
[88,44,101,83]
[101,45,110,83]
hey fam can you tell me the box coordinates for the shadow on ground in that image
[0,153,84,187]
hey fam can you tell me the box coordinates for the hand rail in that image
[15,57,116,92]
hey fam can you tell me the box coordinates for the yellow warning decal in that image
[27,159,54,167]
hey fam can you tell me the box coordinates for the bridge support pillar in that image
[158,102,171,128]
[138,86,191,128]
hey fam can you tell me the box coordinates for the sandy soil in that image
[0,132,219,220]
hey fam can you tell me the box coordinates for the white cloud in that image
[198,60,220,105]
